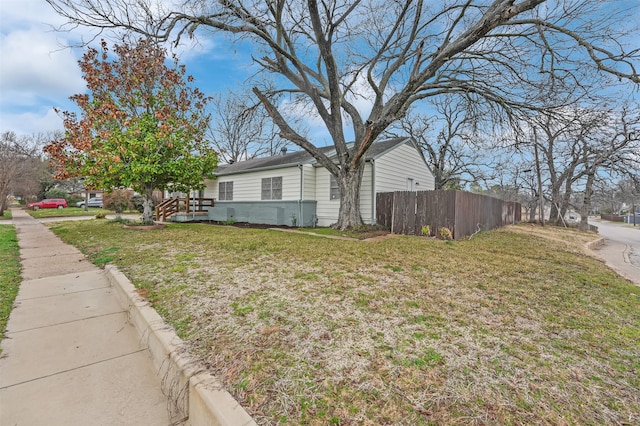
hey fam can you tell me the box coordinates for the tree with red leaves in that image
[45,38,217,224]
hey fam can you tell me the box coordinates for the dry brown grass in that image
[49,221,640,425]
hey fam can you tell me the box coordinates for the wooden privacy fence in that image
[376,190,521,239]
[600,214,624,222]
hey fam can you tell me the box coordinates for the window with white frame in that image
[406,178,415,191]
[330,174,340,200]
[219,181,233,200]
[261,177,282,200]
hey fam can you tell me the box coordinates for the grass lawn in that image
[0,209,12,220]
[25,207,112,219]
[0,225,21,353]
[48,221,640,425]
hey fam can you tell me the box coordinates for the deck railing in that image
[155,197,215,221]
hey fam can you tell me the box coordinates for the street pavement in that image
[590,218,640,286]
[0,208,172,425]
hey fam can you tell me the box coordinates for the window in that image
[261,177,282,200]
[406,178,414,191]
[219,181,233,200]
[330,175,340,200]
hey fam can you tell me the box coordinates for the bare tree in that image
[529,108,594,225]
[46,0,640,229]
[385,96,498,190]
[592,180,623,215]
[574,107,640,230]
[524,105,640,228]
[0,132,43,215]
[208,89,291,164]
[615,178,640,225]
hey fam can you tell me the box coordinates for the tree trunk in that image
[334,163,365,230]
[579,170,595,231]
[549,187,562,225]
[142,183,154,224]
[0,185,8,216]
[528,202,536,222]
[560,178,573,223]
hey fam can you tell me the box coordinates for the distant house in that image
[202,138,434,227]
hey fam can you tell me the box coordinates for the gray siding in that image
[207,201,317,226]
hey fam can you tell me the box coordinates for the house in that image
[200,137,435,227]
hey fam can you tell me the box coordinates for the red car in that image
[28,198,68,210]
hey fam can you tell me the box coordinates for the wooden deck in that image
[155,197,215,222]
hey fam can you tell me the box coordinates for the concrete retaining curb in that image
[585,237,605,252]
[104,265,256,426]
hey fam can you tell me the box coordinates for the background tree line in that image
[45,0,640,229]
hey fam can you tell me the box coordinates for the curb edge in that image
[104,264,257,426]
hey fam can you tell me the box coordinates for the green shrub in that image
[45,188,69,200]
[68,195,84,205]
[439,227,453,240]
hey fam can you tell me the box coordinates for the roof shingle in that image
[215,137,411,176]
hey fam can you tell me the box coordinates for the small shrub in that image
[421,225,431,236]
[45,188,69,200]
[130,195,146,213]
[111,215,131,224]
[68,195,84,206]
[291,214,297,227]
[103,190,134,213]
[439,227,453,240]
[223,218,237,226]
[95,212,106,219]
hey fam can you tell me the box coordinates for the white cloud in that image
[0,0,88,134]
[0,29,84,101]
[0,107,65,136]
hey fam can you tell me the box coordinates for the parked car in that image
[76,198,104,208]
[28,198,68,210]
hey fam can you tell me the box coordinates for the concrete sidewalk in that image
[0,208,172,425]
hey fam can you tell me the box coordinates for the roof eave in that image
[213,162,306,177]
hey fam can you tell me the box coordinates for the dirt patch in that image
[185,221,390,240]
[231,222,291,230]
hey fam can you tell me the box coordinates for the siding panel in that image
[315,167,340,226]
[315,163,373,227]
[375,143,434,193]
[206,167,302,201]
[205,141,434,227]
[302,164,316,200]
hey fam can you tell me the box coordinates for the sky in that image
[0,0,83,135]
[0,0,375,147]
[0,0,267,138]
[1,1,638,147]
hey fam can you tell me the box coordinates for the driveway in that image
[590,218,640,286]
